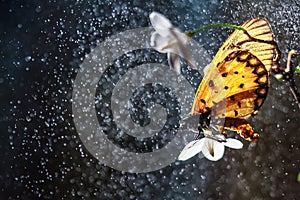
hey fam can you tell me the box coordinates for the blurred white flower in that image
[149,12,196,74]
[178,134,243,161]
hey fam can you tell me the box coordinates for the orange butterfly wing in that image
[191,18,280,142]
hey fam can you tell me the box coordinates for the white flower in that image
[178,134,243,161]
[149,12,196,74]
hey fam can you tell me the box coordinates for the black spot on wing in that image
[209,80,215,87]
[234,110,238,117]
[200,99,206,104]
[237,102,242,108]
[222,73,228,77]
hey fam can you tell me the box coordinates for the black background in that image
[1,0,300,199]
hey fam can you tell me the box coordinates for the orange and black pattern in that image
[191,18,280,142]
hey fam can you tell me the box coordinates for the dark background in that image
[1,0,299,199]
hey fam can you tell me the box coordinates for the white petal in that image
[178,139,204,161]
[168,53,181,74]
[150,32,176,53]
[214,134,226,140]
[202,138,225,161]
[169,28,189,44]
[224,138,243,149]
[149,12,172,36]
[150,31,180,54]
[150,32,169,52]
[168,29,196,68]
[149,12,196,71]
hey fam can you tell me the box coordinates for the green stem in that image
[186,23,246,37]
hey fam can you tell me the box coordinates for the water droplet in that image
[25,56,31,62]
[35,6,42,13]
[26,116,31,122]
[45,121,50,127]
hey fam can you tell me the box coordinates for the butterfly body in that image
[191,18,280,142]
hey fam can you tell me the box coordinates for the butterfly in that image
[191,18,281,142]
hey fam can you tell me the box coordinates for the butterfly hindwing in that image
[219,118,260,142]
